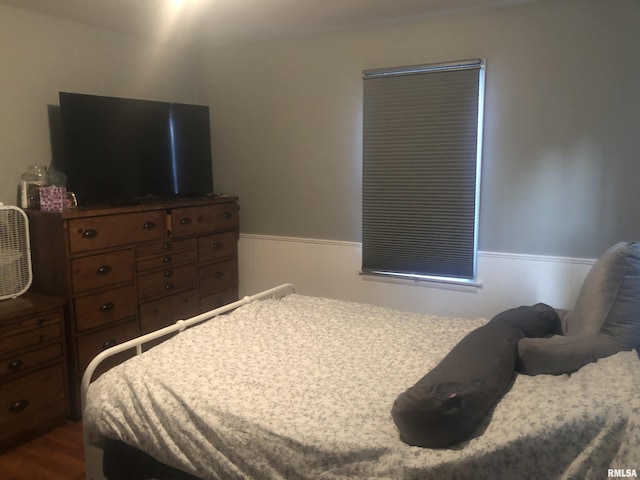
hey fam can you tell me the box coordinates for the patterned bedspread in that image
[84,294,640,479]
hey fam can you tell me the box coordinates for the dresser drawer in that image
[74,285,137,333]
[199,259,239,296]
[1,344,63,380]
[137,264,197,302]
[139,296,171,334]
[170,203,238,238]
[200,286,238,312]
[136,247,196,272]
[198,231,238,265]
[139,289,199,334]
[136,238,197,261]
[0,364,66,443]
[0,313,62,355]
[77,319,139,375]
[71,250,134,293]
[68,210,166,253]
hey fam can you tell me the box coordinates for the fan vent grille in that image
[0,206,32,300]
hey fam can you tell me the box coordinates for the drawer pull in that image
[9,399,29,414]
[214,271,224,279]
[82,229,98,239]
[212,242,223,250]
[162,256,173,264]
[164,283,174,291]
[222,211,232,220]
[180,217,192,226]
[143,221,156,230]
[96,265,112,276]
[162,243,172,250]
[164,270,174,278]
[7,359,23,372]
[102,339,117,350]
[99,302,115,313]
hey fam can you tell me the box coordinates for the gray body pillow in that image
[392,304,559,448]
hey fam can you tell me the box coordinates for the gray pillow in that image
[517,333,624,375]
[517,242,640,375]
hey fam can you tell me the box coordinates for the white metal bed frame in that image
[80,283,296,480]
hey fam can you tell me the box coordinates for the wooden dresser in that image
[27,196,239,418]
[0,292,67,452]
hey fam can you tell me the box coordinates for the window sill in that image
[360,271,482,293]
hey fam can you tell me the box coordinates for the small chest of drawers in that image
[0,292,67,452]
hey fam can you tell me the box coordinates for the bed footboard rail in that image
[80,283,296,412]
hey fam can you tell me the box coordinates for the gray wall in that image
[1,0,638,261]
[202,0,640,259]
[0,5,202,208]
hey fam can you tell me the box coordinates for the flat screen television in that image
[57,92,214,207]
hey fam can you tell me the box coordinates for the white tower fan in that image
[0,204,32,300]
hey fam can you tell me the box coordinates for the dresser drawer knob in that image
[82,229,98,239]
[162,243,172,250]
[212,242,223,250]
[7,359,23,372]
[143,221,156,230]
[102,339,117,350]
[164,270,173,278]
[96,265,112,276]
[222,211,232,220]
[180,217,192,226]
[99,302,115,313]
[9,399,29,414]
[214,271,224,279]
[162,256,173,264]
[164,283,175,291]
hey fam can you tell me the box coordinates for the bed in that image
[82,283,640,480]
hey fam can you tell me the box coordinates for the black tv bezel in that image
[57,92,214,208]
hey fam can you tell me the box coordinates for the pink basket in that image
[40,186,66,212]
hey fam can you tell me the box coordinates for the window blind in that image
[362,59,485,280]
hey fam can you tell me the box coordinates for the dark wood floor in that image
[0,421,85,480]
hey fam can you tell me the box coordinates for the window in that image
[361,59,485,282]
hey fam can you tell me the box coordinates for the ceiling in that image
[0,0,529,47]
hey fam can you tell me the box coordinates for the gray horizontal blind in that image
[362,61,484,279]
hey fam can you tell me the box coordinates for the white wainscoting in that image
[238,234,595,319]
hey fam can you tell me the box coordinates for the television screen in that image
[58,92,214,207]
